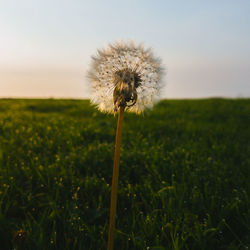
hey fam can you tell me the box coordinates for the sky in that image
[0,0,250,99]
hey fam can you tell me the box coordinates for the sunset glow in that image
[0,0,249,98]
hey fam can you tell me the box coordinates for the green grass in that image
[0,98,249,250]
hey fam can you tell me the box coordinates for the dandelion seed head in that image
[87,41,164,113]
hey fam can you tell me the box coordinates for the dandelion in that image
[88,41,164,113]
[88,41,164,250]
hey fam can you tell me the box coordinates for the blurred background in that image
[0,0,249,99]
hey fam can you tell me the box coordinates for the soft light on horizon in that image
[0,0,250,98]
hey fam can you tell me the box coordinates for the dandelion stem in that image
[107,106,125,250]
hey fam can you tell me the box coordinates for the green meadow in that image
[0,98,249,250]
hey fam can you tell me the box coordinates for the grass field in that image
[0,98,249,250]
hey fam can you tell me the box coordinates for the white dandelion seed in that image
[87,41,164,113]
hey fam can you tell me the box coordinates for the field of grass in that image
[0,98,249,250]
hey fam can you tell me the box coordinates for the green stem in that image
[107,106,125,250]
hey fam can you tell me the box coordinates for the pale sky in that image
[0,0,250,98]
